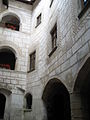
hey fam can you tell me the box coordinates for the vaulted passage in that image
[42,79,71,120]
[0,93,6,119]
[74,57,90,120]
[0,48,16,70]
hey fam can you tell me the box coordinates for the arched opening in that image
[0,48,16,70]
[74,57,90,119]
[42,79,71,120]
[25,93,32,109]
[0,93,6,119]
[0,14,20,31]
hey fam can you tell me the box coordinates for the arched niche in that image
[74,57,90,119]
[42,78,71,120]
[25,93,32,109]
[0,93,6,119]
[0,48,16,70]
[0,14,20,31]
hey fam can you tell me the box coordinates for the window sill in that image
[23,109,32,112]
[48,46,57,57]
[78,1,90,19]
[27,69,35,73]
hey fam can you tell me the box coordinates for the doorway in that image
[42,79,71,120]
[0,93,6,119]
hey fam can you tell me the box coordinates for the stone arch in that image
[42,78,71,120]
[0,93,6,119]
[0,47,16,70]
[0,12,20,31]
[73,56,90,119]
[24,93,32,109]
[0,41,21,70]
[0,41,21,58]
[0,12,22,23]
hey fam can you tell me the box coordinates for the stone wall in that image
[0,0,90,120]
[27,0,90,120]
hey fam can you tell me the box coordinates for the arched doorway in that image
[0,93,6,119]
[42,78,71,120]
[74,57,90,120]
[0,48,16,70]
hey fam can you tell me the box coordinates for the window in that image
[78,0,90,19]
[49,23,57,57]
[25,93,32,109]
[36,13,41,27]
[50,0,54,7]
[82,0,89,7]
[30,51,36,71]
[51,24,57,50]
[2,0,8,8]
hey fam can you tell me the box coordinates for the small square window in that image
[30,51,36,71]
[36,13,41,27]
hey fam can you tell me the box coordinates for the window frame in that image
[2,0,8,8]
[29,51,36,72]
[35,13,42,28]
[49,23,57,57]
[78,0,90,19]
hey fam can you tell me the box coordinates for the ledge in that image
[35,22,41,28]
[23,109,32,112]
[48,46,57,57]
[78,1,90,19]
[27,69,35,73]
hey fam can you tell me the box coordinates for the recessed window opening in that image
[0,93,6,119]
[0,15,20,31]
[30,51,36,72]
[83,0,88,5]
[36,13,41,27]
[78,0,90,18]
[25,93,32,109]
[2,0,8,8]
[51,23,57,50]
[0,48,16,70]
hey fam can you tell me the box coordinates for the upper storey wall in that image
[0,1,33,72]
[27,0,90,94]
[0,0,32,33]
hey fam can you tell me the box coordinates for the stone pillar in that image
[70,92,84,120]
